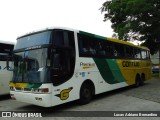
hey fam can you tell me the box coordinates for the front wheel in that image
[79,84,92,105]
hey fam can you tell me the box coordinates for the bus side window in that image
[89,39,96,55]
[134,49,141,59]
[54,31,64,46]
[78,34,91,55]
[141,50,147,59]
[97,41,106,57]
[78,35,84,54]
[147,51,150,59]
[105,43,114,57]
[125,46,134,59]
[53,53,61,69]
[113,44,125,58]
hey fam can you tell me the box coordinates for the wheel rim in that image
[82,88,90,99]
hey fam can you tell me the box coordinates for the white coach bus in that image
[8,27,151,107]
[0,40,14,95]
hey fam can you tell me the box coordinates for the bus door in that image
[50,30,76,86]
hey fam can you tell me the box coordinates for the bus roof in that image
[17,26,75,39]
[107,38,149,50]
[0,40,15,45]
[16,26,149,51]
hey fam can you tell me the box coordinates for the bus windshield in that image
[15,31,52,50]
[12,48,49,83]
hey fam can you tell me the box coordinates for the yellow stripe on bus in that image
[10,82,28,88]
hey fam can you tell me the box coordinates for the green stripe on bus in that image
[79,31,95,37]
[93,58,126,84]
[26,84,42,88]
[93,58,118,84]
[79,31,107,40]
[94,35,106,40]
[106,59,126,83]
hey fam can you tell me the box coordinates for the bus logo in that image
[80,62,95,69]
[55,87,73,100]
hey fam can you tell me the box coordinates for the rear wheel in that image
[79,83,92,105]
[140,74,145,86]
[135,75,141,87]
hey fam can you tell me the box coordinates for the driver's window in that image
[53,53,60,69]
[52,50,68,75]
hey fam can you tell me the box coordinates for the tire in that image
[140,74,145,86]
[79,83,92,105]
[135,75,141,87]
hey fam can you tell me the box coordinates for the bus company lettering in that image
[25,45,41,50]
[80,62,96,69]
[122,61,140,67]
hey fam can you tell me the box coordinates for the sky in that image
[0,0,113,43]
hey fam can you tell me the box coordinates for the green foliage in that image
[101,0,160,54]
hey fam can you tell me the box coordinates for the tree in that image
[101,0,160,54]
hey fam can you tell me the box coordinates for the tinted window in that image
[125,46,134,58]
[52,30,75,48]
[134,48,141,59]
[114,44,125,58]
[53,31,64,46]
[0,54,8,61]
[15,31,51,50]
[51,30,76,86]
[0,43,14,61]
[78,33,150,60]
[141,50,149,59]
[78,34,98,57]
[104,42,114,57]
[78,33,126,58]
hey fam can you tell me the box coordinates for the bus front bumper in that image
[10,91,52,107]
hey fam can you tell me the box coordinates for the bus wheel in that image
[135,75,141,87]
[79,83,92,105]
[140,74,145,86]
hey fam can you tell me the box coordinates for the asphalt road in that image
[0,78,160,120]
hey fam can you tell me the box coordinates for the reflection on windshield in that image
[13,48,49,83]
[15,31,51,50]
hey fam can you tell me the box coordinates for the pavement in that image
[0,77,160,120]
[121,78,160,104]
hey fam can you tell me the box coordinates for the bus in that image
[0,40,14,95]
[8,27,152,107]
